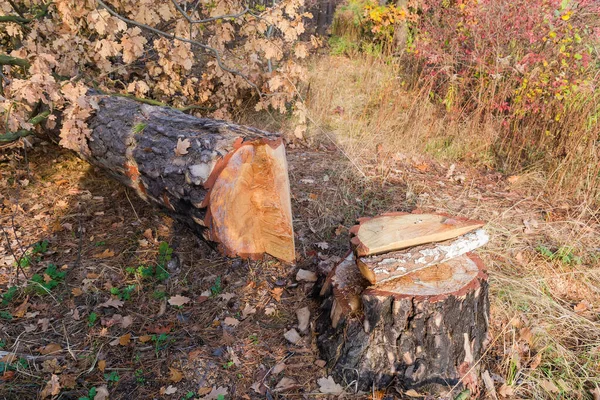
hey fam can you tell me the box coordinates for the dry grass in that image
[305,53,600,399]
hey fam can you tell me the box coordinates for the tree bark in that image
[78,96,295,262]
[316,253,489,394]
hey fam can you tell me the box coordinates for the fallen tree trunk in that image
[357,229,489,285]
[316,253,489,394]
[76,96,295,262]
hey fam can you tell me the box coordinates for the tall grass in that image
[314,0,600,202]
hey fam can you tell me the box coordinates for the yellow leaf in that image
[271,287,284,302]
[38,343,62,355]
[169,367,184,383]
[119,333,132,346]
[139,335,152,343]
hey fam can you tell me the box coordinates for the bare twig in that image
[170,0,250,24]
[95,0,260,94]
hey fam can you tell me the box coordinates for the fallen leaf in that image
[175,138,191,156]
[60,374,77,389]
[200,386,228,399]
[265,306,276,316]
[40,374,61,398]
[37,343,62,355]
[139,335,152,343]
[219,292,235,301]
[14,297,29,318]
[271,287,284,302]
[274,377,297,391]
[72,287,83,297]
[169,367,183,383]
[143,228,154,241]
[119,333,131,346]
[574,300,590,313]
[98,298,124,309]
[591,387,600,400]
[405,389,425,397]
[93,249,115,259]
[507,175,520,184]
[223,317,240,327]
[318,376,344,394]
[241,303,256,319]
[540,379,560,393]
[415,163,429,172]
[168,295,191,307]
[530,353,542,370]
[198,387,212,396]
[273,362,286,375]
[121,315,133,328]
[498,384,514,397]
[315,359,326,368]
[315,241,329,250]
[98,359,106,372]
[162,385,178,395]
[94,385,109,400]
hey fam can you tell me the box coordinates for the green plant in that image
[222,360,235,369]
[0,311,12,320]
[151,333,173,357]
[1,286,18,306]
[182,391,196,400]
[88,312,98,327]
[29,264,66,295]
[78,387,97,400]
[18,240,50,268]
[249,334,259,345]
[536,245,582,265]
[110,285,136,301]
[134,368,146,384]
[210,277,223,297]
[152,290,167,300]
[104,370,120,385]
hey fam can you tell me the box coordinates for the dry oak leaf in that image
[139,335,152,343]
[200,386,228,399]
[168,295,191,307]
[161,385,178,395]
[271,287,284,302]
[94,249,115,259]
[94,385,109,400]
[37,343,62,355]
[119,333,132,346]
[14,296,29,318]
[72,287,83,297]
[98,359,107,372]
[169,367,184,383]
[98,298,124,309]
[40,374,61,398]
[318,376,344,394]
[223,317,240,327]
[175,138,191,157]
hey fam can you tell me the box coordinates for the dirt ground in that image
[1,137,599,399]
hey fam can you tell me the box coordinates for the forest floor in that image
[1,57,600,400]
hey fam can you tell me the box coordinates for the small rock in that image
[296,269,317,282]
[300,178,315,184]
[284,329,301,344]
[296,307,310,333]
[315,359,327,368]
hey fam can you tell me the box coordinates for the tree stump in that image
[71,96,295,262]
[316,252,489,393]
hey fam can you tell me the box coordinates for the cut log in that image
[80,96,294,262]
[357,228,489,284]
[316,253,489,393]
[350,212,484,256]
